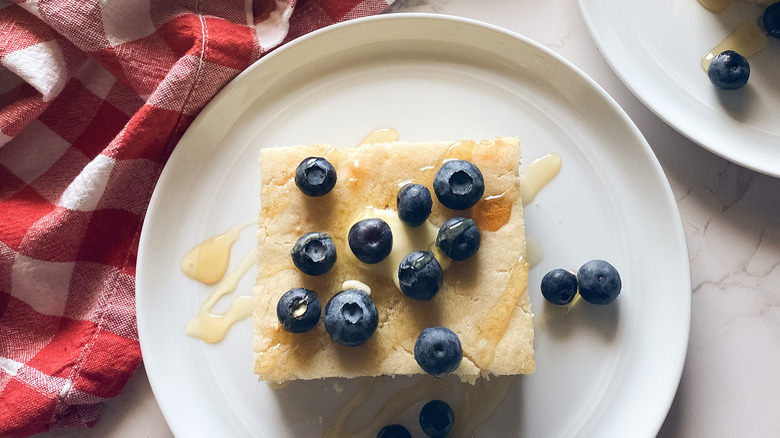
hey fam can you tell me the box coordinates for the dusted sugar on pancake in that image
[253,137,534,384]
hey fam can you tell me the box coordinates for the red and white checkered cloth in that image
[0,0,391,435]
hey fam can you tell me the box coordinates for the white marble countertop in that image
[33,0,780,437]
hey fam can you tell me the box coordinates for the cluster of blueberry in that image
[540,260,622,306]
[377,399,454,438]
[277,155,487,382]
[708,3,780,90]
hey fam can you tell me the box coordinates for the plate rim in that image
[137,12,691,438]
[577,0,780,177]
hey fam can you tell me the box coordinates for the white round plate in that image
[137,14,690,438]
[579,0,780,177]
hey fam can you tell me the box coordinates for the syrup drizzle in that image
[180,218,254,284]
[698,2,770,72]
[185,247,257,343]
[525,235,544,268]
[360,127,399,145]
[701,20,768,70]
[472,191,513,232]
[519,153,562,207]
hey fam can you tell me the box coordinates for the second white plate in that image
[137,14,690,438]
[579,0,780,177]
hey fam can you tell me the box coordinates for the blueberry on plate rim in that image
[435,217,480,261]
[433,159,485,210]
[398,251,443,301]
[707,50,750,90]
[376,424,412,438]
[349,218,393,264]
[324,289,379,346]
[276,288,321,333]
[397,183,433,227]
[414,326,463,377]
[419,399,455,438]
[540,268,578,305]
[295,156,337,196]
[577,259,622,305]
[291,232,337,276]
[763,2,780,39]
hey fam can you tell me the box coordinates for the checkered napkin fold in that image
[0,0,391,435]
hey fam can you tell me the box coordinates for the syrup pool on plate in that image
[359,127,399,144]
[701,21,768,71]
[184,248,256,343]
[181,218,255,343]
[697,0,773,74]
[180,218,254,284]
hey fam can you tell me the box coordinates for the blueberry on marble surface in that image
[577,259,622,305]
[707,50,750,90]
[414,326,462,377]
[419,399,455,438]
[398,251,443,301]
[276,288,321,333]
[433,160,484,210]
[348,218,393,264]
[540,268,578,305]
[295,156,337,196]
[291,232,337,276]
[376,424,412,438]
[435,217,480,261]
[397,183,433,227]
[324,289,379,346]
[763,2,780,39]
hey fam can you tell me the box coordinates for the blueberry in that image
[577,259,621,305]
[276,288,321,333]
[295,156,336,196]
[433,160,484,210]
[419,400,455,438]
[398,251,443,301]
[376,424,412,438]
[397,183,433,227]
[414,326,462,377]
[291,232,337,276]
[348,218,393,264]
[435,217,480,261]
[324,289,379,346]
[540,268,578,305]
[763,2,780,39]
[708,50,750,90]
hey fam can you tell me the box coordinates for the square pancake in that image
[253,137,534,384]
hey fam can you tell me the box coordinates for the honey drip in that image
[525,235,544,268]
[701,21,768,71]
[519,153,561,206]
[359,127,399,145]
[478,262,528,368]
[180,218,254,284]
[185,248,257,343]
